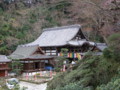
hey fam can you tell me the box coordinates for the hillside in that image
[0,0,120,55]
[0,0,120,90]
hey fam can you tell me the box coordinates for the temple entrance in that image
[35,62,39,69]
[0,70,5,77]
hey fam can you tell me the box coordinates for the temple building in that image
[9,24,107,73]
[0,55,11,77]
[25,24,97,60]
[9,45,55,72]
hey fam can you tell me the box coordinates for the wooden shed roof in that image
[9,45,50,59]
[96,43,107,51]
[0,55,11,62]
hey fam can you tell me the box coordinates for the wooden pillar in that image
[32,61,33,70]
[43,47,46,54]
[5,70,8,77]
[40,61,41,70]
[27,61,29,71]
[39,61,40,70]
[50,47,52,56]
[55,47,58,56]
[34,61,35,70]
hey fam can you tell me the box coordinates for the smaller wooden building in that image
[95,43,107,52]
[0,55,11,77]
[9,45,55,73]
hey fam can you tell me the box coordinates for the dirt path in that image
[20,81,47,90]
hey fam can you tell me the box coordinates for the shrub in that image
[55,48,68,72]
[96,77,120,90]
[48,0,72,12]
[15,2,25,10]
[103,48,112,59]
[47,72,67,90]
[55,83,93,90]
[103,33,120,62]
[21,24,32,31]
[29,12,38,23]
[47,55,100,90]
[0,7,3,14]
[29,19,37,23]
[108,33,120,48]
[16,32,25,39]
[47,51,120,90]
[10,59,23,76]
[0,46,8,54]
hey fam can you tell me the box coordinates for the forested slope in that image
[0,0,120,54]
[0,0,120,90]
[47,33,120,90]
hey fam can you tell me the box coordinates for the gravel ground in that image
[20,81,47,90]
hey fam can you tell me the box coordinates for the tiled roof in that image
[0,55,11,62]
[9,45,40,59]
[25,24,84,47]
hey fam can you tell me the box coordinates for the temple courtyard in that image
[20,81,47,90]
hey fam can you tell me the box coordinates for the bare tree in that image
[80,0,120,44]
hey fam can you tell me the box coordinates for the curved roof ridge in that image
[19,44,39,47]
[24,24,84,47]
[43,24,81,32]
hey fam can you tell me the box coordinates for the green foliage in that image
[15,2,26,10]
[0,0,72,55]
[10,59,23,76]
[94,57,119,85]
[16,32,25,39]
[0,11,33,54]
[47,72,66,90]
[14,84,28,90]
[15,24,31,39]
[0,7,4,14]
[42,20,60,29]
[0,78,6,87]
[41,0,72,29]
[0,23,13,36]
[55,48,68,72]
[48,55,99,90]
[48,0,72,12]
[103,48,112,59]
[55,57,65,72]
[14,84,20,90]
[7,80,28,90]
[42,12,60,29]
[55,83,92,90]
[96,77,120,90]
[108,33,120,47]
[103,33,120,62]
[0,46,8,54]
[47,50,120,90]
[61,48,68,57]
[29,11,38,23]
[21,24,32,31]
